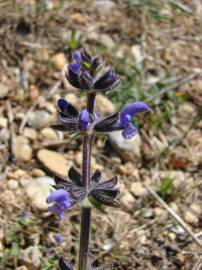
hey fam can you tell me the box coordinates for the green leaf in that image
[87,197,102,210]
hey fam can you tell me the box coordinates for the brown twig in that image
[35,139,77,149]
[192,259,202,270]
[145,185,202,248]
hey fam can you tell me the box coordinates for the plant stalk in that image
[78,134,93,270]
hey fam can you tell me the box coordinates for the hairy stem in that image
[87,92,96,114]
[78,134,93,270]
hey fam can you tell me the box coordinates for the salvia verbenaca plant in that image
[46,48,151,270]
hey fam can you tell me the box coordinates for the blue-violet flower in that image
[54,234,64,243]
[66,48,120,92]
[47,189,72,220]
[79,109,91,132]
[119,102,151,139]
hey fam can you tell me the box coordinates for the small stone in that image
[99,34,115,49]
[37,149,69,177]
[136,229,147,244]
[64,93,78,106]
[14,136,32,162]
[7,179,19,190]
[190,204,202,215]
[16,266,29,270]
[41,102,56,114]
[29,85,39,101]
[14,169,27,178]
[109,131,142,161]
[25,176,54,211]
[131,45,144,64]
[1,190,15,206]
[75,152,82,167]
[93,0,115,13]
[70,13,86,24]
[119,184,135,210]
[41,127,58,141]
[20,245,42,270]
[184,211,199,225]
[95,94,115,114]
[20,177,30,187]
[0,82,9,98]
[154,207,164,216]
[0,117,8,128]
[171,225,185,235]
[143,209,154,218]
[51,53,67,70]
[28,110,54,130]
[170,202,179,212]
[178,103,196,119]
[130,182,147,197]
[23,128,37,140]
[168,232,176,241]
[32,168,46,177]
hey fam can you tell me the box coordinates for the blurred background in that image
[0,0,202,269]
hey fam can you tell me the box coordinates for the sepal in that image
[90,169,101,184]
[94,113,122,133]
[90,191,120,208]
[68,167,82,186]
[59,257,75,270]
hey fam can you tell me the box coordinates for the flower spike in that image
[65,48,120,92]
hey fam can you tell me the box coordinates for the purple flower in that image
[21,211,29,220]
[74,48,92,64]
[65,48,119,92]
[79,109,91,132]
[119,102,151,139]
[67,63,81,89]
[47,189,72,220]
[54,234,64,243]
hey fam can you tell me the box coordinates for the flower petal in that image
[66,63,82,89]
[78,109,90,131]
[47,189,69,203]
[74,51,82,63]
[120,102,151,119]
[80,48,92,63]
[122,123,138,140]
[58,98,68,112]
[69,63,80,74]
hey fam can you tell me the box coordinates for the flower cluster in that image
[48,48,150,218]
[47,167,120,220]
[51,97,150,139]
[66,48,120,92]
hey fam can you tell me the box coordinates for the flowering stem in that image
[87,92,96,114]
[78,134,93,270]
